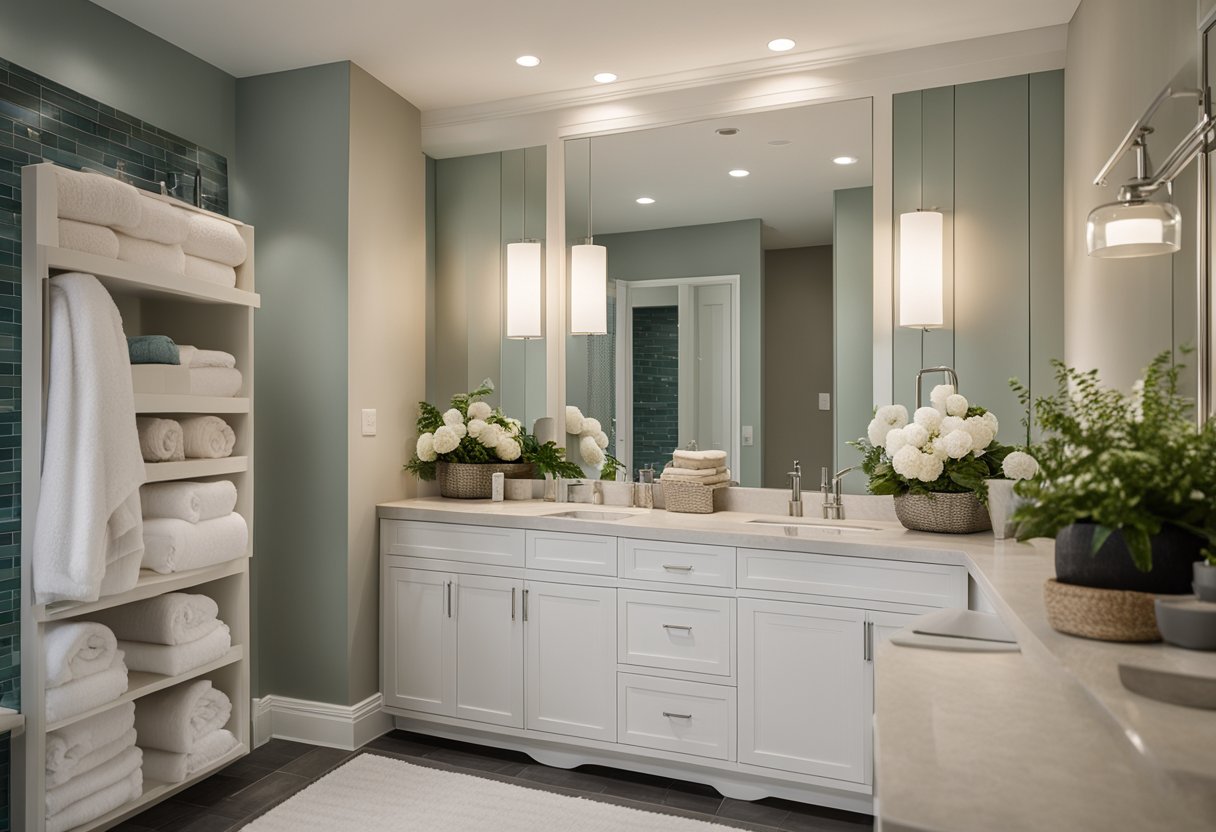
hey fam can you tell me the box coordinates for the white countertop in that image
[377,497,1216,830]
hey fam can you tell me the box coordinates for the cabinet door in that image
[453,574,525,728]
[525,581,617,742]
[863,609,919,785]
[383,567,454,716]
[738,598,866,782]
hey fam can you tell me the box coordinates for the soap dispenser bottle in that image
[635,467,655,509]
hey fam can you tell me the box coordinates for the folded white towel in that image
[671,449,728,470]
[120,622,231,676]
[58,219,121,259]
[46,768,142,832]
[46,744,141,817]
[46,701,136,785]
[142,728,239,784]
[137,417,184,463]
[99,549,143,598]
[183,255,238,288]
[92,592,220,646]
[116,232,186,274]
[141,480,238,524]
[189,367,243,397]
[182,213,247,266]
[44,621,119,689]
[54,167,141,228]
[48,727,136,789]
[34,273,146,604]
[134,679,232,753]
[180,416,235,459]
[142,513,248,574]
[661,471,732,486]
[114,195,190,245]
[46,653,128,724]
[177,346,237,369]
[661,465,727,479]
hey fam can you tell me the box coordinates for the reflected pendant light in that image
[1086,199,1181,258]
[570,142,608,335]
[898,210,944,329]
[505,151,543,339]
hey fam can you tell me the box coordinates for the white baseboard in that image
[252,692,392,751]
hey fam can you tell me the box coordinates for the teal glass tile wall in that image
[0,55,230,830]
[631,305,679,472]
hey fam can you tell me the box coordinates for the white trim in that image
[252,693,392,751]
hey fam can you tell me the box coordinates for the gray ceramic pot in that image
[1194,562,1216,602]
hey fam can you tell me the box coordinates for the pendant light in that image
[505,150,543,340]
[570,142,608,335]
[898,209,944,329]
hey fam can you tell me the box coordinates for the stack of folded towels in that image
[136,679,238,784]
[44,702,142,832]
[660,449,731,486]
[44,622,129,726]
[136,416,236,462]
[53,166,248,288]
[137,481,248,574]
[127,335,244,398]
[93,592,232,677]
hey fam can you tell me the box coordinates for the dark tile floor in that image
[119,730,875,832]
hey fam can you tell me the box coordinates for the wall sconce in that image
[505,151,543,340]
[570,141,608,335]
[898,209,944,329]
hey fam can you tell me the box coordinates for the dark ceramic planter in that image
[1194,562,1216,602]
[1055,523,1205,594]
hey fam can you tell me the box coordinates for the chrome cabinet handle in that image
[663,711,692,719]
[662,564,693,572]
[663,624,693,632]
[864,620,873,661]
[522,588,529,622]
[511,587,516,621]
[446,581,452,618]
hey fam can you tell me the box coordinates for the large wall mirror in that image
[563,99,874,488]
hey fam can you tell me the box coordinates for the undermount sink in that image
[748,518,881,533]
[543,510,635,521]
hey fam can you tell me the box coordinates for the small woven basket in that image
[1043,579,1162,642]
[894,492,992,534]
[663,480,727,514]
[436,462,534,499]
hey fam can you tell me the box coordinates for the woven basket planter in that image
[663,481,728,514]
[436,462,534,499]
[1043,579,1162,642]
[893,492,992,534]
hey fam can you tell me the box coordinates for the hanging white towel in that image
[46,701,136,786]
[182,213,247,266]
[114,194,190,245]
[141,480,238,524]
[134,679,231,753]
[57,219,120,259]
[46,744,142,817]
[46,768,142,832]
[177,346,236,369]
[141,729,239,784]
[43,621,118,689]
[189,367,243,397]
[183,255,238,288]
[119,622,231,676]
[141,513,249,574]
[116,232,186,274]
[33,273,146,604]
[54,167,141,228]
[137,416,185,462]
[45,653,129,724]
[93,592,220,646]
[180,416,235,459]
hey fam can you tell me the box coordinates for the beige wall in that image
[346,65,426,704]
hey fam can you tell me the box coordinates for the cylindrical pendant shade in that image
[1086,200,1181,258]
[505,241,543,339]
[898,211,944,329]
[570,243,608,335]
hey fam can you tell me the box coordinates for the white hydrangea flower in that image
[443,408,465,427]
[916,452,944,483]
[928,439,949,461]
[963,416,994,453]
[1002,451,1039,480]
[891,444,922,479]
[904,423,930,450]
[416,432,436,462]
[580,434,605,466]
[506,417,522,436]
[875,404,909,430]
[433,425,460,454]
[478,423,504,448]
[941,428,973,459]
[495,435,522,461]
[467,418,487,438]
[913,406,943,433]
[467,401,492,421]
[867,418,891,447]
[940,415,965,435]
[565,405,585,435]
[981,411,999,437]
[929,384,955,413]
[1130,379,1146,423]
[582,417,602,437]
[945,394,969,417]
[594,430,609,449]
[884,427,909,455]
[449,422,467,439]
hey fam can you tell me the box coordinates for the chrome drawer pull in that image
[663,711,693,720]
[662,564,693,572]
[663,624,693,632]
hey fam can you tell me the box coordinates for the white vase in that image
[985,478,1024,540]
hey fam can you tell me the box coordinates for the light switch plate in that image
[741,425,754,446]
[361,408,377,436]
[819,393,831,411]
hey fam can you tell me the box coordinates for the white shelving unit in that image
[16,163,257,832]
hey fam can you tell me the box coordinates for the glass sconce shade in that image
[1086,199,1181,258]
[570,243,608,335]
[505,241,543,339]
[898,210,944,328]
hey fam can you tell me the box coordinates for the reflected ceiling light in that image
[515,55,541,67]
[768,139,792,146]
[505,151,543,339]
[729,169,750,178]
[767,38,796,52]
[833,156,859,166]
[593,72,618,83]
[571,143,608,335]
[715,127,740,136]
[898,210,944,329]
[635,196,655,204]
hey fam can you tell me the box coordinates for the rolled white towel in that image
[189,367,243,397]
[114,195,190,245]
[178,346,236,369]
[44,621,118,689]
[141,728,239,784]
[141,513,249,574]
[91,592,220,646]
[184,255,237,288]
[46,653,128,724]
[120,622,231,676]
[46,744,141,817]
[182,213,246,266]
[134,679,231,753]
[46,768,142,832]
[46,701,136,785]
[136,417,184,463]
[57,219,120,259]
[671,449,728,470]
[141,480,238,524]
[661,465,727,479]
[49,727,136,789]
[116,232,186,274]
[54,167,141,228]
[180,416,235,459]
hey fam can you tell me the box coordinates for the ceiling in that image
[89,0,1079,113]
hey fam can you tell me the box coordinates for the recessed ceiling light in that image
[767,38,796,52]
[768,139,792,146]
[729,169,750,178]
[593,72,618,83]
[833,155,859,166]
[715,127,740,136]
[636,197,656,205]
[515,55,541,67]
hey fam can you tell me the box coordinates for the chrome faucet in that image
[822,466,861,520]
[557,477,593,503]
[788,460,803,517]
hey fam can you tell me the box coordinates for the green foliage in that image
[522,434,583,479]
[600,452,624,482]
[849,435,1009,501]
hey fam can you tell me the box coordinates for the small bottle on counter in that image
[635,467,654,509]
[491,472,505,502]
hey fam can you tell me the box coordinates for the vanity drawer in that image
[617,673,735,761]
[380,519,525,568]
[619,538,735,588]
[736,548,967,608]
[526,530,615,576]
[618,590,733,677]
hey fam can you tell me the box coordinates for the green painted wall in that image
[834,186,874,490]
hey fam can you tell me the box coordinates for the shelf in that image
[45,646,245,733]
[41,245,260,308]
[0,707,23,735]
[134,394,250,415]
[145,456,248,483]
[37,558,249,622]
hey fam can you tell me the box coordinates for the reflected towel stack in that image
[661,450,730,485]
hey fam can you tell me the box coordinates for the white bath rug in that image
[242,752,728,831]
